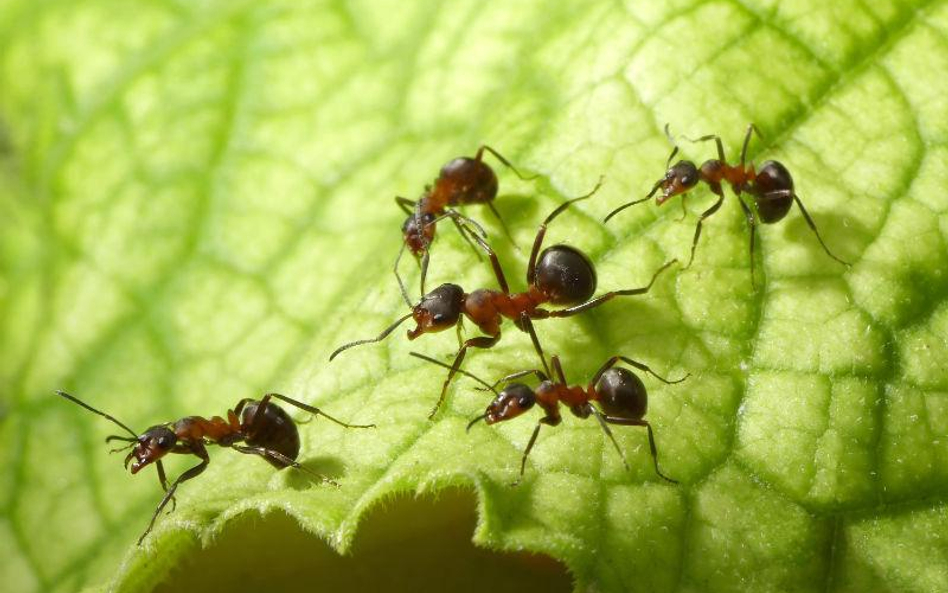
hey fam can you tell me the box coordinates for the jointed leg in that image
[527,177,604,283]
[739,124,762,170]
[395,196,416,215]
[232,445,338,486]
[737,196,759,288]
[138,451,209,545]
[476,145,537,181]
[590,355,688,387]
[154,460,176,513]
[459,224,510,294]
[685,188,725,269]
[429,335,500,419]
[260,393,375,429]
[487,201,519,249]
[518,314,550,378]
[600,416,677,484]
[589,405,630,471]
[548,258,678,318]
[551,355,567,385]
[409,351,502,394]
[763,190,850,266]
[513,421,545,486]
[682,133,726,161]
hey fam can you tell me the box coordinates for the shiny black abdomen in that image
[753,160,794,224]
[596,367,647,419]
[534,245,597,305]
[240,401,300,468]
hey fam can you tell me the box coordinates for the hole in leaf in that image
[154,488,572,593]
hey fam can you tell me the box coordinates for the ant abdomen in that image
[753,160,794,223]
[596,368,647,420]
[435,157,499,206]
[240,401,300,469]
[533,245,597,305]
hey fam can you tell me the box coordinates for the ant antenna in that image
[466,412,490,432]
[408,352,499,395]
[329,313,413,361]
[55,390,138,438]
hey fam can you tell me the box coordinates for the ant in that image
[395,145,535,306]
[604,124,850,287]
[55,389,374,545]
[332,178,678,419]
[409,315,687,485]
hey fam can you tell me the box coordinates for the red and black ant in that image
[604,124,850,287]
[409,315,687,485]
[332,179,679,419]
[394,145,534,305]
[55,390,374,545]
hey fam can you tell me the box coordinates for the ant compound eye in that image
[534,245,597,305]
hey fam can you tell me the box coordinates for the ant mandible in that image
[55,390,374,545]
[604,124,850,287]
[332,178,678,420]
[395,145,534,306]
[410,315,687,485]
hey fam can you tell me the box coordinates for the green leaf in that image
[1,0,947,591]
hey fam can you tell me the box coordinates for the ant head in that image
[652,161,699,204]
[401,211,437,256]
[596,367,647,420]
[435,157,498,205]
[408,283,464,339]
[126,426,177,474]
[482,383,536,425]
[533,245,597,305]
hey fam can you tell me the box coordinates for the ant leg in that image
[681,133,725,162]
[551,355,568,385]
[588,405,630,471]
[232,445,339,486]
[676,195,688,222]
[395,196,416,215]
[154,460,176,513]
[737,196,759,289]
[447,213,484,262]
[528,177,604,283]
[429,334,500,420]
[392,242,415,308]
[512,421,545,487]
[261,393,376,429]
[590,356,688,388]
[409,351,502,394]
[329,312,414,361]
[476,145,537,181]
[764,190,851,266]
[138,449,209,546]
[487,201,519,250]
[518,314,550,378]
[739,124,762,170]
[456,223,510,294]
[685,187,724,270]
[547,259,678,318]
[600,416,676,484]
